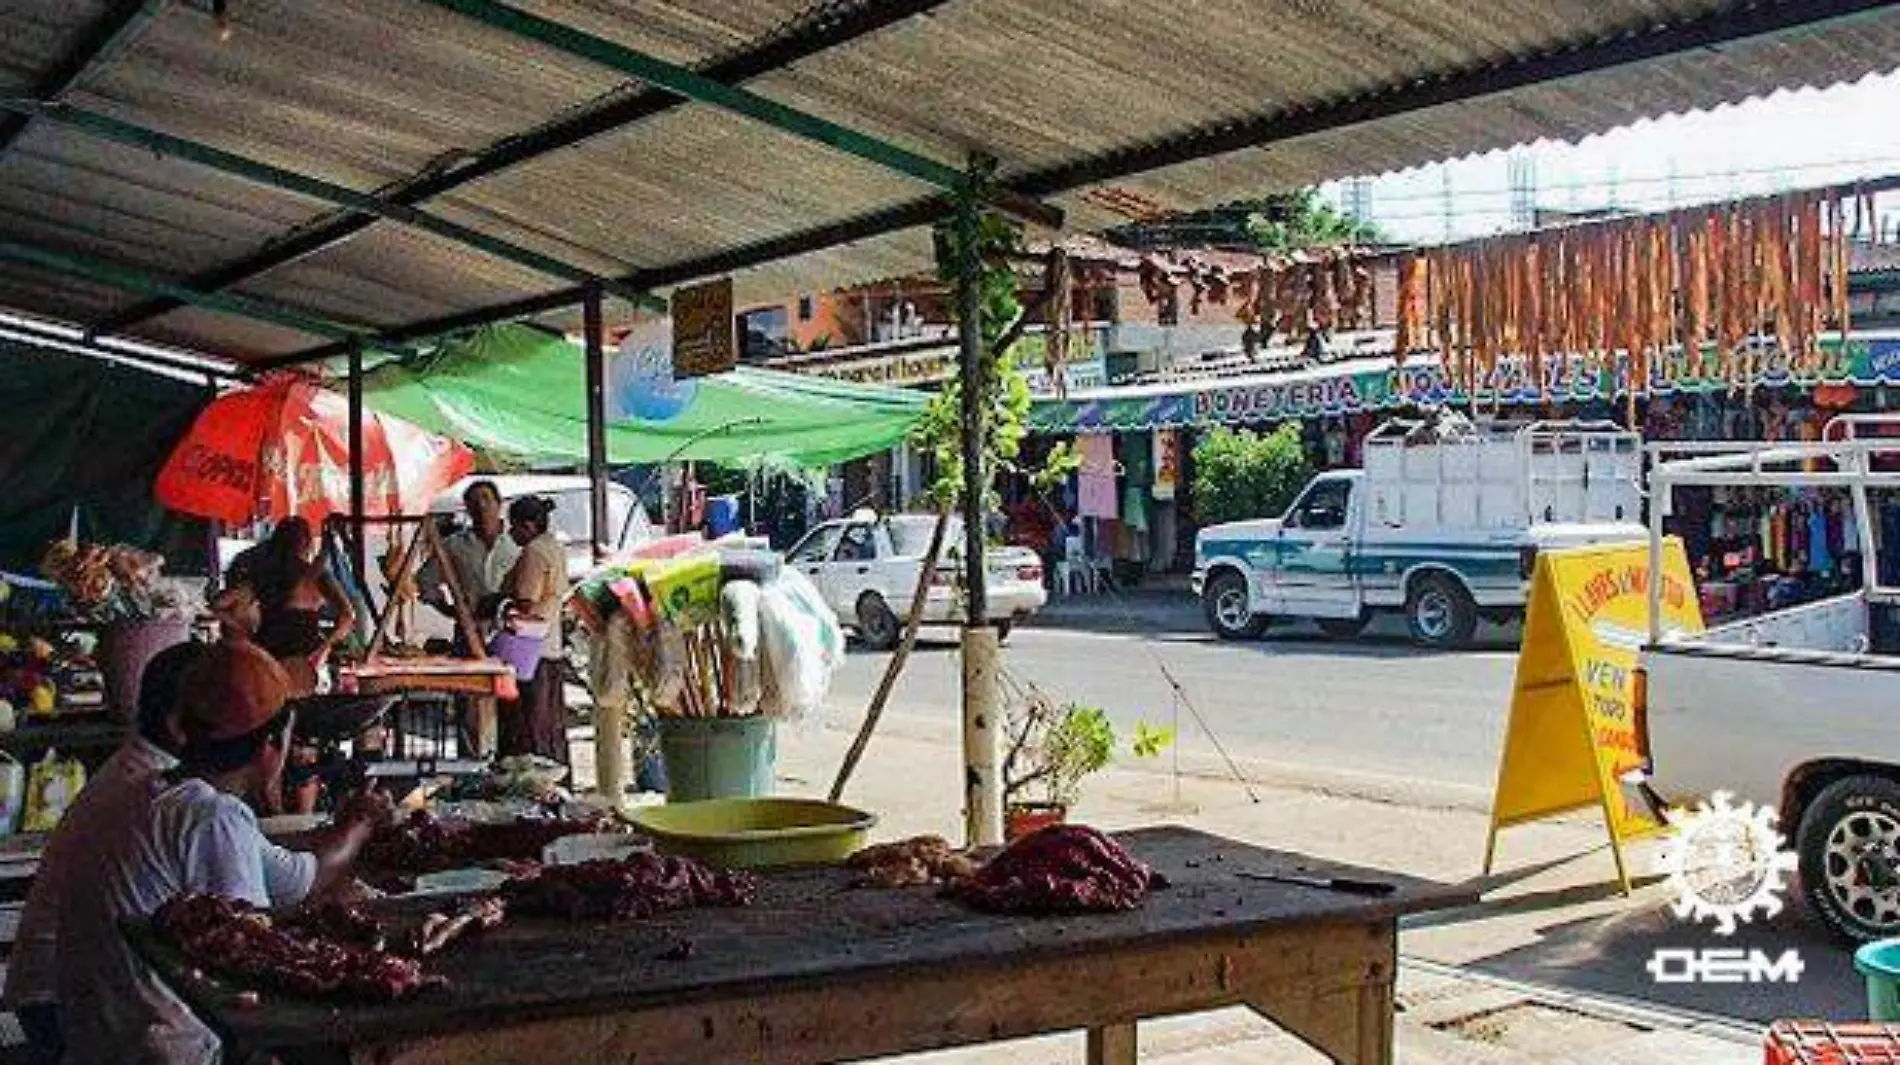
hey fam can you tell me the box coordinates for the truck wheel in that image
[1203,571,1267,640]
[1797,774,1900,943]
[1316,616,1369,640]
[855,593,901,652]
[1406,573,1477,648]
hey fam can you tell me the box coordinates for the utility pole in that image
[952,164,1002,849]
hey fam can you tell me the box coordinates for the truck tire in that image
[1796,774,1900,943]
[1316,616,1369,640]
[855,593,902,652]
[1405,573,1477,648]
[1203,571,1267,640]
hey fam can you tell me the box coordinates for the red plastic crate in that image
[1766,1021,1900,1064]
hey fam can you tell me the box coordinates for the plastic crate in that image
[1766,1021,1900,1064]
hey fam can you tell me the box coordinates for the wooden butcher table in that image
[133,827,1472,1065]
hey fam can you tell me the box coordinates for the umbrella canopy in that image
[155,375,474,525]
[360,325,925,469]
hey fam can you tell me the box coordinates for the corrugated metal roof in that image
[0,0,1896,364]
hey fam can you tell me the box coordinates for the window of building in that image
[797,296,814,322]
[739,305,791,360]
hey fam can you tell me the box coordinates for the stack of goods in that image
[39,540,197,625]
[500,851,758,921]
[574,536,844,722]
[0,631,102,725]
[1391,191,1857,396]
[946,825,1164,915]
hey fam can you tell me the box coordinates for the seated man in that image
[53,638,388,1065]
[4,641,204,1064]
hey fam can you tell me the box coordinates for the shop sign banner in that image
[1484,539,1704,893]
[1151,429,1179,500]
[671,278,736,380]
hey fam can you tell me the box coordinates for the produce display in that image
[500,852,758,922]
[363,810,607,879]
[846,835,978,889]
[946,825,1164,915]
[0,631,103,722]
[1390,191,1858,393]
[39,540,196,625]
[155,893,432,1002]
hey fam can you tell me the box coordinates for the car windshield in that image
[886,515,963,557]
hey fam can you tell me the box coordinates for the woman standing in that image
[240,517,355,696]
[498,496,569,762]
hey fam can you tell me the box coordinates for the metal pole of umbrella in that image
[583,283,610,560]
[953,168,1002,848]
[347,342,369,586]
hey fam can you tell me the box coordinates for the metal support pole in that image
[347,343,369,586]
[953,184,1001,848]
[583,284,610,560]
[1647,472,1667,646]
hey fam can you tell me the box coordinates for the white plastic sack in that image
[720,581,765,715]
[757,568,845,721]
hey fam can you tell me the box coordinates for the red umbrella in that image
[155,374,474,525]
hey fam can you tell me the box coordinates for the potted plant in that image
[1000,690,1172,841]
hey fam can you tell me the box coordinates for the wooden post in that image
[347,342,369,585]
[952,180,1002,848]
[583,283,610,560]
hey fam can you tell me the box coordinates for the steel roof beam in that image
[274,0,1893,366]
[0,99,659,310]
[0,0,175,161]
[92,0,956,335]
[0,240,364,341]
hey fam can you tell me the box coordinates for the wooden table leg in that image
[1241,917,1397,1065]
[1086,1022,1137,1065]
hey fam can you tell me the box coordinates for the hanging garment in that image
[1809,505,1833,575]
[1076,434,1118,519]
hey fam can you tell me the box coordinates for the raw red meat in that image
[365,811,603,875]
[947,825,1163,915]
[156,894,430,1002]
[501,852,758,922]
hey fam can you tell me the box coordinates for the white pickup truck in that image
[1193,415,1648,647]
[785,512,1047,649]
[1636,416,1900,942]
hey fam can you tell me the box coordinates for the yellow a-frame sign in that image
[1483,538,1704,893]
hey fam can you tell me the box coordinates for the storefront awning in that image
[1030,332,1900,434]
[357,325,925,468]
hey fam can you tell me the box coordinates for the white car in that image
[785,513,1047,649]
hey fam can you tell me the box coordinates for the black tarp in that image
[0,341,210,573]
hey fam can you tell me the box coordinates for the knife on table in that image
[1236,870,1396,896]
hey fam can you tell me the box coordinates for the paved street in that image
[808,600,1868,1034]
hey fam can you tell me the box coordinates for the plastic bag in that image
[23,749,83,833]
[757,568,845,721]
[720,581,764,715]
[647,552,722,626]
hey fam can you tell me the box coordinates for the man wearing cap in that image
[5,640,203,1064]
[53,638,387,1065]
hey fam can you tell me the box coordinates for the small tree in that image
[1191,424,1311,526]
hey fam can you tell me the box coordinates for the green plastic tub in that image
[629,797,876,870]
[657,715,776,802]
[1856,938,1900,1020]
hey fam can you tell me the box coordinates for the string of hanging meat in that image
[1389,192,1852,395]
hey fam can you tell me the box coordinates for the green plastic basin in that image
[629,797,877,870]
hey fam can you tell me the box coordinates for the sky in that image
[1321,71,1900,245]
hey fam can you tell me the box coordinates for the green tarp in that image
[359,325,925,469]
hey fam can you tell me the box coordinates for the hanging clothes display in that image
[1076,434,1118,520]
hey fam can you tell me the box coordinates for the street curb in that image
[1399,956,1764,1046]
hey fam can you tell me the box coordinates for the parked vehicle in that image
[1192,415,1647,647]
[1635,416,1900,943]
[785,512,1047,649]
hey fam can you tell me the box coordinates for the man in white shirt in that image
[417,479,520,755]
[4,641,202,1064]
[52,638,386,1065]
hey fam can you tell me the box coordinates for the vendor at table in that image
[236,517,356,695]
[52,638,388,1065]
[418,479,521,757]
[495,494,568,763]
[4,641,202,1065]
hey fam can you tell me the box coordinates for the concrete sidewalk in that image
[569,719,1763,1064]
